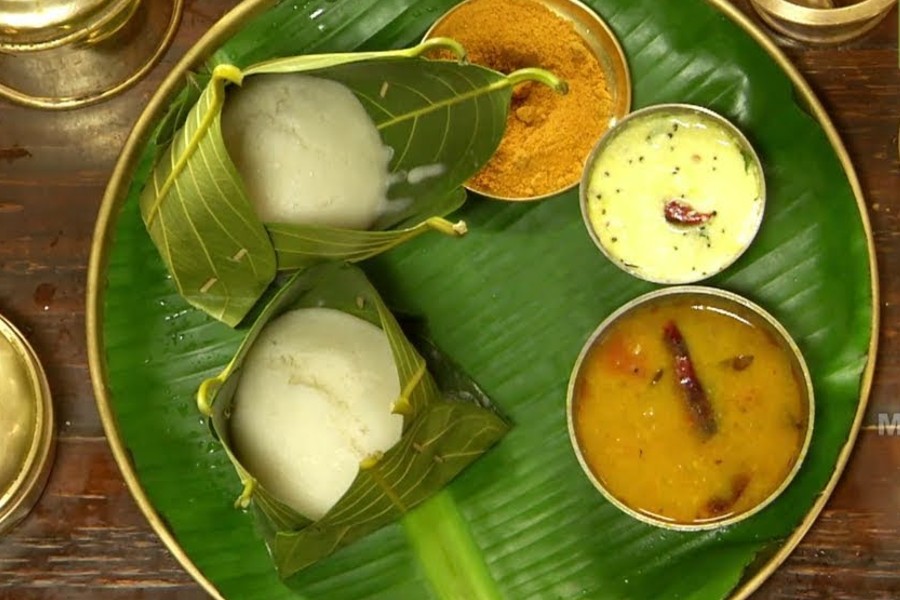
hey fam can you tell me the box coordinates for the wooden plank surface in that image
[0,0,897,598]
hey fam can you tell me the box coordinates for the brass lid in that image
[0,315,55,535]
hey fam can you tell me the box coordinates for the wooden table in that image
[0,1,896,598]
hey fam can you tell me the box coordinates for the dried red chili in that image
[662,321,717,437]
[664,199,715,225]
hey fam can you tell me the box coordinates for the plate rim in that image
[85,0,880,598]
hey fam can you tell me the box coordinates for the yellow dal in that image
[572,295,808,525]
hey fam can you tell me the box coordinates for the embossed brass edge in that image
[752,0,895,26]
[0,0,135,52]
[749,0,896,44]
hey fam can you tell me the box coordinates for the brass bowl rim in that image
[750,0,897,26]
[422,0,632,202]
[565,285,816,532]
[0,0,184,110]
[0,315,56,536]
[578,103,766,285]
[0,0,138,52]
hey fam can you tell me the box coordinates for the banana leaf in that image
[138,38,564,327]
[195,262,509,578]
[97,0,874,598]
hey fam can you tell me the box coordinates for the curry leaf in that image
[196,263,510,578]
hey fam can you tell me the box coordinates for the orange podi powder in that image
[430,0,614,198]
[572,295,809,525]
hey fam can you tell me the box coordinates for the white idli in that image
[230,307,402,520]
[221,74,392,230]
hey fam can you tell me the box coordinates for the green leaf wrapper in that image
[139,39,565,327]
[196,262,510,578]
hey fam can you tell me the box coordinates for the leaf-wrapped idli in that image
[138,39,565,326]
[197,262,510,577]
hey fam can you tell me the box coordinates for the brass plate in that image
[0,0,137,51]
[86,1,879,599]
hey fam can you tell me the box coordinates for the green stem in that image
[414,37,467,61]
[403,491,502,600]
[426,216,468,236]
[196,375,223,416]
[244,38,465,77]
[507,67,568,94]
[378,67,563,130]
[234,478,256,509]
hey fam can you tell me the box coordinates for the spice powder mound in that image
[431,0,614,198]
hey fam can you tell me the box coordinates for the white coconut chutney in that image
[221,74,393,230]
[584,109,764,283]
[230,307,402,520]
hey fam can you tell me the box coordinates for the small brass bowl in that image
[423,0,631,202]
[0,315,55,536]
[579,104,766,285]
[566,286,815,531]
[749,0,897,45]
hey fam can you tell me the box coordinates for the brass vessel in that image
[749,0,897,44]
[0,0,183,109]
[0,315,55,536]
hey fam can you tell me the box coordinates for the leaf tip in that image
[196,376,222,416]
[417,37,467,62]
[234,478,257,509]
[212,63,244,87]
[359,451,384,470]
[391,396,412,416]
[426,217,468,237]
